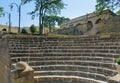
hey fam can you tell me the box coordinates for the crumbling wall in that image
[52,10,120,35]
[98,16,120,33]
[0,36,11,83]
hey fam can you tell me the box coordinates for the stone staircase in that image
[7,34,120,83]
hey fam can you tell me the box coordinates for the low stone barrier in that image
[11,61,34,83]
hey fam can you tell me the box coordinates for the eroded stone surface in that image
[11,61,34,83]
[108,74,120,83]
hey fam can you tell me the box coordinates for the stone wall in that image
[98,15,120,33]
[0,36,11,83]
[52,26,83,35]
[52,10,120,35]
[61,10,115,29]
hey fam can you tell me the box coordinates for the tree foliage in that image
[96,0,120,14]
[29,24,36,34]
[57,16,70,26]
[21,0,66,34]
[43,15,70,32]
[0,6,3,17]
[43,15,56,32]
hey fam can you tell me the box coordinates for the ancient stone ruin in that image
[11,61,34,83]
[0,9,120,83]
[52,10,120,35]
[1,33,120,83]
[0,36,10,83]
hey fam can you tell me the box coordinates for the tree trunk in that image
[49,23,51,32]
[49,26,52,33]
[39,9,43,35]
[39,1,43,35]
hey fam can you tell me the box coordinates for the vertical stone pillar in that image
[0,37,11,83]
[11,61,34,83]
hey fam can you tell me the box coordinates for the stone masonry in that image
[1,34,120,83]
[11,61,34,83]
[7,34,120,83]
[0,36,11,83]
[52,10,120,35]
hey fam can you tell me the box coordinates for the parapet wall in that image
[0,36,11,83]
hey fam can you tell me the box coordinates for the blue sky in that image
[0,0,97,27]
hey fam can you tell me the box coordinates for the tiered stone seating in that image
[7,34,120,83]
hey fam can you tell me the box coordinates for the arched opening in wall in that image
[95,19,102,24]
[76,23,81,27]
[69,24,74,27]
[2,28,7,32]
[1,28,7,34]
[73,28,79,35]
[87,21,93,31]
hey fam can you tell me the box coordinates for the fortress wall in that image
[53,10,119,35]
[98,16,120,33]
[0,37,11,83]
[61,10,115,29]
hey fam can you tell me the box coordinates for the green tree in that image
[96,0,120,14]
[30,24,36,34]
[43,15,56,32]
[22,0,66,34]
[57,16,70,26]
[43,15,70,32]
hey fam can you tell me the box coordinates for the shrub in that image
[21,28,27,34]
[8,32,17,34]
[30,24,36,34]
[116,58,120,65]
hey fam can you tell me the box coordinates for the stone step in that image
[9,49,120,54]
[11,56,115,63]
[8,39,120,45]
[31,65,117,76]
[7,35,120,40]
[40,46,120,49]
[9,48,120,53]
[27,60,115,68]
[9,41,120,47]
[9,42,120,47]
[10,52,120,59]
[34,71,108,81]
[8,37,120,43]
[8,46,120,52]
[34,75,107,83]
[41,42,120,46]
[29,61,115,69]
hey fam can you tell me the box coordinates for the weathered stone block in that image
[108,74,120,83]
[11,61,34,83]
